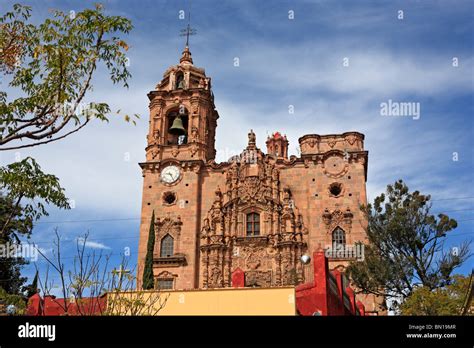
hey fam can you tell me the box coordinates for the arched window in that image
[160,234,174,257]
[332,227,346,250]
[246,213,260,236]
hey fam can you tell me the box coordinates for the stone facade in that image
[137,46,379,312]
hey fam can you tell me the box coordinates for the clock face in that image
[160,165,181,184]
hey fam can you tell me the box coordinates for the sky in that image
[0,0,473,293]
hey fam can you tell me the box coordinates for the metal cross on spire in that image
[180,12,197,47]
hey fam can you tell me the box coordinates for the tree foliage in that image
[0,3,32,74]
[400,274,473,315]
[0,156,69,238]
[0,194,28,294]
[347,180,471,305]
[0,3,137,150]
[0,157,68,295]
[0,286,26,314]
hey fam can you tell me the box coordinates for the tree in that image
[0,194,28,294]
[25,270,38,298]
[34,230,168,316]
[0,286,26,314]
[347,180,471,307]
[0,3,32,74]
[0,3,138,151]
[142,211,155,290]
[0,157,69,295]
[0,157,69,238]
[400,274,473,315]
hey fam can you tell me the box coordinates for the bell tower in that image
[266,132,289,159]
[145,45,219,162]
[137,42,220,290]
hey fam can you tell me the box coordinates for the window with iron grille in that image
[332,227,346,250]
[156,279,173,290]
[246,213,260,236]
[160,234,174,257]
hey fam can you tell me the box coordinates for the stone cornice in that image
[140,149,368,181]
[298,131,365,143]
[139,159,205,172]
[153,255,187,268]
[148,88,212,102]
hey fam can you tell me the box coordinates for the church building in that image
[137,44,371,304]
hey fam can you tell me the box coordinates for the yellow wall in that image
[108,287,296,316]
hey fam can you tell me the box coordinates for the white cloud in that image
[214,42,473,98]
[76,237,111,250]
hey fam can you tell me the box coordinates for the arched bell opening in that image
[175,71,185,89]
[166,107,189,145]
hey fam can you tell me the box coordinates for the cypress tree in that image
[26,271,38,298]
[142,211,155,290]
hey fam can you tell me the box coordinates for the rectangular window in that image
[246,212,261,236]
[157,279,174,290]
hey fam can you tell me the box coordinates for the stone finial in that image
[180,46,193,65]
[248,129,256,147]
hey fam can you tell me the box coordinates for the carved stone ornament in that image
[150,147,160,159]
[323,155,349,178]
[199,144,307,288]
[323,208,353,234]
[245,270,272,287]
[345,134,357,146]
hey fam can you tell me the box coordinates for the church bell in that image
[169,116,186,135]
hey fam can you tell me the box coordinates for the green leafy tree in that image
[0,194,28,294]
[0,286,26,314]
[0,157,70,237]
[0,3,137,151]
[400,274,473,315]
[142,211,155,290]
[347,180,471,307]
[0,157,69,294]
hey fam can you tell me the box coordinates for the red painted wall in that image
[27,293,107,316]
[295,250,366,316]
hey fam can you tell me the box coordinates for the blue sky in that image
[0,0,473,291]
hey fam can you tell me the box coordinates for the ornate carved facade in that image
[200,132,308,288]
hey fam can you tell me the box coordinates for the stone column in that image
[201,249,209,288]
